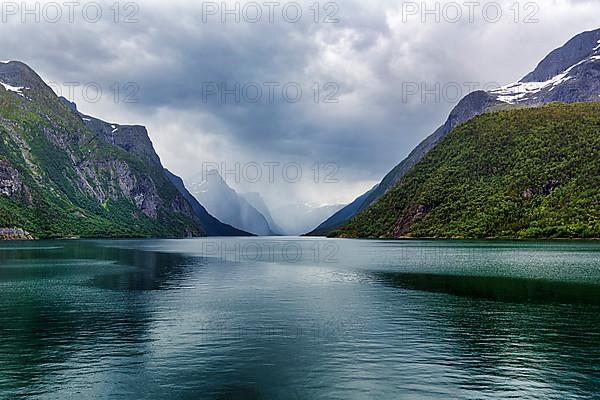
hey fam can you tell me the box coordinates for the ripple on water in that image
[0,239,598,399]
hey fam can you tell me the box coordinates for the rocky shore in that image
[0,228,34,240]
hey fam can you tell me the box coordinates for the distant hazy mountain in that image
[187,171,277,236]
[311,28,600,235]
[240,192,283,235]
[165,170,252,236]
[273,203,345,235]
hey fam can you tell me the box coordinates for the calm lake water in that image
[0,238,598,399]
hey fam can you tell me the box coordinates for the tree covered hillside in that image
[334,102,600,239]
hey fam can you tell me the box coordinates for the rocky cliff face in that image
[311,28,600,235]
[0,160,32,204]
[78,109,162,165]
[0,61,204,238]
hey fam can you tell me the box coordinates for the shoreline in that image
[327,234,600,242]
[4,235,600,242]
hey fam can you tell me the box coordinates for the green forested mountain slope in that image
[0,61,203,238]
[313,28,600,236]
[334,102,600,239]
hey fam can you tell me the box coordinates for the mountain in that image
[76,102,253,237]
[310,28,600,235]
[333,102,600,239]
[187,171,276,236]
[165,170,253,236]
[309,184,378,235]
[273,203,345,235]
[240,192,283,235]
[0,60,204,238]
[514,30,600,103]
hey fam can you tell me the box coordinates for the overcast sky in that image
[1,0,599,211]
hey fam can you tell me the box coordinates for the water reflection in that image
[0,240,599,399]
[374,271,600,398]
[0,241,203,397]
[88,248,202,291]
[373,271,600,304]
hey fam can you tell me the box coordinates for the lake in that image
[0,238,598,399]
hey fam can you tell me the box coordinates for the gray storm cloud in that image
[0,0,599,227]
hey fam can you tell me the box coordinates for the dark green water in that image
[0,238,598,399]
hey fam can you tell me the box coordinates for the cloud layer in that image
[1,0,599,212]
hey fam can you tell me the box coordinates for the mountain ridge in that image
[241,192,283,235]
[309,27,600,236]
[0,60,233,238]
[165,170,253,236]
[332,102,600,239]
[187,170,277,236]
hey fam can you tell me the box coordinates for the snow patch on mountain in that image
[490,53,598,104]
[0,81,27,95]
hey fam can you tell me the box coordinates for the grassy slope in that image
[334,102,600,239]
[0,83,200,239]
